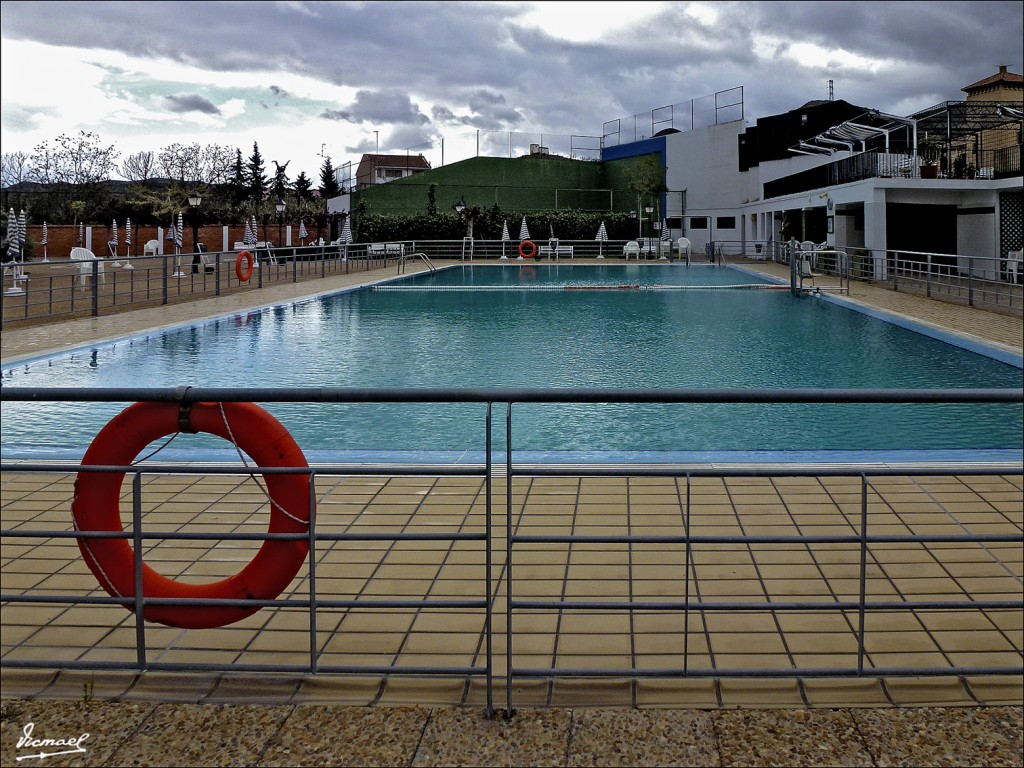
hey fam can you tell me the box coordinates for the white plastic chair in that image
[1006,249,1023,284]
[70,247,105,288]
[676,237,692,261]
[799,240,817,268]
[976,166,995,180]
[799,258,819,287]
[623,241,640,260]
[143,239,160,256]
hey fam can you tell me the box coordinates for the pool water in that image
[2,264,1021,462]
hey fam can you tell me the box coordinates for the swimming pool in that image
[2,263,1022,463]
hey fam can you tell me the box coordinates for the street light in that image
[276,198,286,247]
[187,191,202,273]
[644,201,654,241]
[453,196,473,258]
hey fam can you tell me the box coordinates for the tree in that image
[319,156,340,199]
[158,142,203,183]
[227,149,249,208]
[200,144,235,185]
[271,160,291,201]
[246,142,268,203]
[426,183,438,216]
[293,171,313,201]
[1,151,30,188]
[625,154,668,239]
[120,151,156,182]
[27,131,118,222]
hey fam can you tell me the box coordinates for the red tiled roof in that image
[962,66,1023,93]
[359,153,431,169]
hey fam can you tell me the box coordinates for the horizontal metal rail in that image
[3,386,1021,404]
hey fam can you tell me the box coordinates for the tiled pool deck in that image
[1,258,1021,766]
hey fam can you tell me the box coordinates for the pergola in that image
[789,100,1022,162]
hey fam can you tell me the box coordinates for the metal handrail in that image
[397,252,436,274]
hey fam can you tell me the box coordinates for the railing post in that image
[683,473,692,675]
[132,471,147,668]
[307,472,318,673]
[215,254,221,297]
[856,473,869,675]
[505,401,514,717]
[968,258,975,307]
[484,402,494,717]
[926,253,932,298]
[162,254,169,305]
[91,261,99,317]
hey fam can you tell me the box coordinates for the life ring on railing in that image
[235,250,253,282]
[71,401,314,629]
[518,240,537,259]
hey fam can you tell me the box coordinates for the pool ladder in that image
[397,252,437,274]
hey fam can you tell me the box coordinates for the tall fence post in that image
[162,254,169,305]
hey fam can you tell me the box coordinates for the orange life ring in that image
[235,250,253,281]
[72,401,314,629]
[518,240,537,259]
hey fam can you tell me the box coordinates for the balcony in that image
[764,145,1021,199]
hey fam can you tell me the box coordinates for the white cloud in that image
[516,1,667,43]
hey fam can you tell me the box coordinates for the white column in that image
[863,192,888,280]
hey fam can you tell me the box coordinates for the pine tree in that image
[293,171,313,201]
[319,156,341,199]
[246,141,268,203]
[228,148,248,207]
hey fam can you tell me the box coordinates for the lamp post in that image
[276,198,286,248]
[453,196,473,237]
[187,191,202,273]
[453,196,473,259]
[644,202,654,242]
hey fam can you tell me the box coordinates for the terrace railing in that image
[1,386,1021,716]
[764,146,1022,199]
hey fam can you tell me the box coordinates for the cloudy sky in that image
[2,1,1021,183]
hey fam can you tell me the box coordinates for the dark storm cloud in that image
[320,89,429,125]
[2,0,1021,136]
[163,94,221,115]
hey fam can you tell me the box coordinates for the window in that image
[689,217,708,230]
[716,216,736,230]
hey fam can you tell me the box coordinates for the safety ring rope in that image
[72,400,314,629]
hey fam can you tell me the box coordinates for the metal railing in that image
[745,240,1023,315]
[0,244,405,328]
[1,386,1021,716]
[764,146,1022,199]
[1,240,658,328]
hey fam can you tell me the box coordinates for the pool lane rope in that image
[71,401,314,629]
[372,284,786,292]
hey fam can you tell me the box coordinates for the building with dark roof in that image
[355,153,431,190]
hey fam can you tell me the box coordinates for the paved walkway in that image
[1,258,1021,767]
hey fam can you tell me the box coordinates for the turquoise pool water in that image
[2,264,1021,463]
